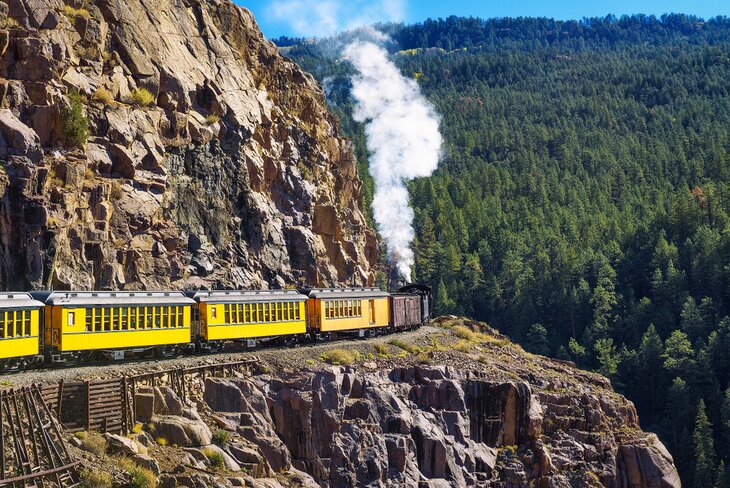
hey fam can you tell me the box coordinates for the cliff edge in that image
[0,0,376,290]
[50,318,681,487]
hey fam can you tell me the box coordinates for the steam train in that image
[0,285,432,368]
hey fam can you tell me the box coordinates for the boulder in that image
[133,453,161,475]
[104,433,140,456]
[153,386,184,416]
[618,437,681,488]
[153,415,212,447]
[0,109,42,162]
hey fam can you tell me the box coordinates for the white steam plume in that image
[343,39,442,281]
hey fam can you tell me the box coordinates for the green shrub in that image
[202,448,225,470]
[128,466,156,488]
[212,429,231,446]
[79,469,112,488]
[205,114,220,125]
[320,348,356,365]
[131,88,155,107]
[61,89,89,148]
[155,437,168,446]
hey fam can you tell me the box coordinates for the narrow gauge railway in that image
[0,285,432,370]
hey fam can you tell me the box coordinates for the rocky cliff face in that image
[62,319,679,488]
[0,0,376,290]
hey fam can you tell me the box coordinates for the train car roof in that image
[301,288,391,299]
[186,290,308,303]
[0,292,45,309]
[31,291,195,306]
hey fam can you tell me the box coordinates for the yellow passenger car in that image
[189,290,307,344]
[304,288,390,334]
[0,293,44,363]
[33,291,194,360]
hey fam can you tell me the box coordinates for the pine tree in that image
[434,279,455,315]
[638,324,664,426]
[715,461,728,488]
[693,399,716,488]
[525,323,549,356]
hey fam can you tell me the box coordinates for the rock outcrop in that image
[0,0,377,290]
[195,367,680,487]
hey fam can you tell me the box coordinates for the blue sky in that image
[238,0,730,39]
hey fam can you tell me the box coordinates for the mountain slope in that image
[277,15,730,482]
[0,0,376,290]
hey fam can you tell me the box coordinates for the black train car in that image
[390,294,422,328]
[392,284,433,327]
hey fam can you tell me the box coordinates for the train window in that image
[294,302,300,320]
[24,310,30,336]
[0,311,5,338]
[339,301,344,318]
[178,306,184,327]
[86,308,93,331]
[118,307,129,330]
[348,300,353,317]
[210,307,217,320]
[129,308,137,330]
[67,311,75,327]
[258,303,264,322]
[224,304,230,323]
[357,300,362,317]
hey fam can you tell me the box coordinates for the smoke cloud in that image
[343,39,442,281]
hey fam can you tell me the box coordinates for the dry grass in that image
[202,448,225,470]
[374,343,390,356]
[131,88,155,107]
[155,437,168,446]
[79,432,107,456]
[110,181,123,200]
[389,338,420,354]
[453,325,478,341]
[79,469,112,488]
[205,114,221,125]
[63,5,90,20]
[320,348,356,365]
[129,465,156,488]
[452,339,474,353]
[93,87,114,105]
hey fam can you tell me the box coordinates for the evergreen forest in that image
[277,15,730,484]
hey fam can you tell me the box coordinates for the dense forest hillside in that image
[277,15,730,485]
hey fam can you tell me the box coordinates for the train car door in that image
[368,300,375,325]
